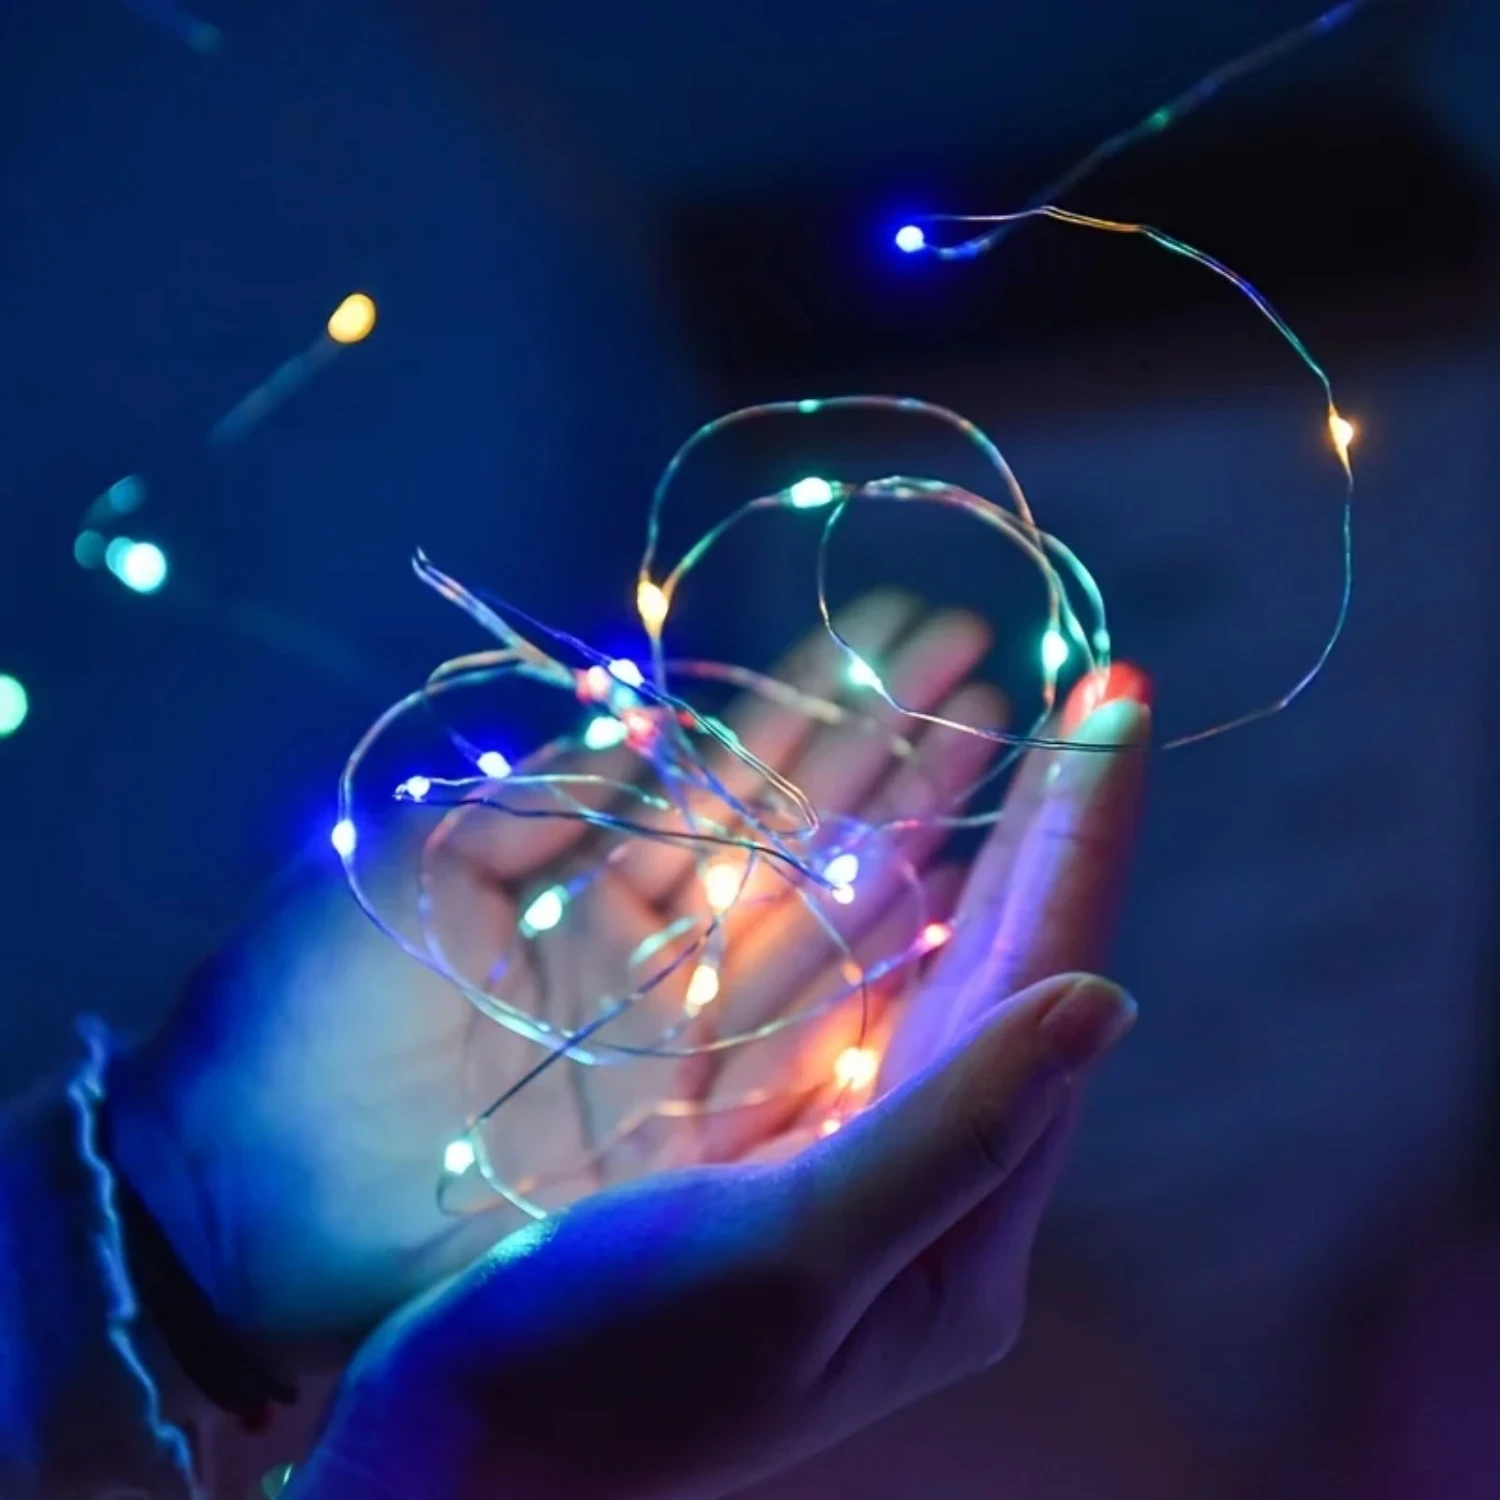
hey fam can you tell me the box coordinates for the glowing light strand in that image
[333,14,1361,1219]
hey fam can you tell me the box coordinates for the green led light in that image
[0,676,28,738]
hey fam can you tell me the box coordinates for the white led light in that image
[703,862,742,915]
[443,1138,477,1175]
[685,964,721,1011]
[788,476,836,509]
[520,885,567,937]
[835,1046,878,1091]
[823,852,859,888]
[1041,628,1070,674]
[112,540,168,594]
[477,751,511,779]
[846,656,882,691]
[583,715,628,750]
[608,658,645,688]
[0,676,28,738]
[398,774,432,802]
[330,818,358,857]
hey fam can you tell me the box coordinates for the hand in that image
[109,593,1042,1347]
[286,970,1138,1500]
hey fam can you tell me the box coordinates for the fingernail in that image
[1059,664,1153,737]
[1038,977,1137,1069]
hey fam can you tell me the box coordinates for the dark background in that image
[3,1,1499,1494]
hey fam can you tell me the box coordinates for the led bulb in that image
[834,1046,879,1092]
[580,665,612,702]
[823,852,859,888]
[846,656,882,691]
[443,1137,477,1176]
[477,751,511,779]
[637,579,670,632]
[397,774,432,802]
[1329,411,1356,462]
[703,862,742,915]
[820,1117,842,1137]
[520,885,567,937]
[111,540,168,594]
[685,964,721,1011]
[1041,628,1070,674]
[788,476,836,509]
[327,293,377,345]
[583,715,628,750]
[831,884,856,907]
[917,921,953,954]
[895,224,926,253]
[608,658,645,688]
[330,818,358,857]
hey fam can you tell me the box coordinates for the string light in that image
[443,1138,477,1176]
[0,676,29,738]
[519,885,567,938]
[330,818,358,858]
[584,715,628,750]
[703,861,743,915]
[1329,409,1356,463]
[109,540,169,595]
[326,293,377,346]
[331,7,1360,1220]
[788,476,836,509]
[685,964,721,1011]
[476,751,512,779]
[895,224,926,253]
[1041,627,1071,674]
[636,579,670,632]
[917,921,953,955]
[212,292,379,445]
[834,1047,879,1092]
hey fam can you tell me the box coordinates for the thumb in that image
[799,972,1135,1297]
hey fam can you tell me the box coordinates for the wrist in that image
[0,1045,199,1492]
[105,1039,298,1429]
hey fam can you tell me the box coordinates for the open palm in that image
[116,591,1145,1357]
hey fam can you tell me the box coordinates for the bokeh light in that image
[326,292,377,345]
[0,676,29,738]
[108,539,169,594]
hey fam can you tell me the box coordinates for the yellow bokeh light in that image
[685,964,721,1011]
[1328,410,1356,462]
[834,1046,879,1092]
[636,579,670,632]
[327,292,377,345]
[703,861,742,915]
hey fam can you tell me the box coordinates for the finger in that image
[616,591,923,904]
[706,685,1002,1045]
[924,687,1150,1052]
[653,606,991,925]
[701,866,964,1161]
[431,740,642,883]
[824,1106,1076,1411]
[791,972,1135,1300]
[950,664,1152,941]
[751,609,992,846]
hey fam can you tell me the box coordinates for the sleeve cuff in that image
[0,1019,203,1497]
